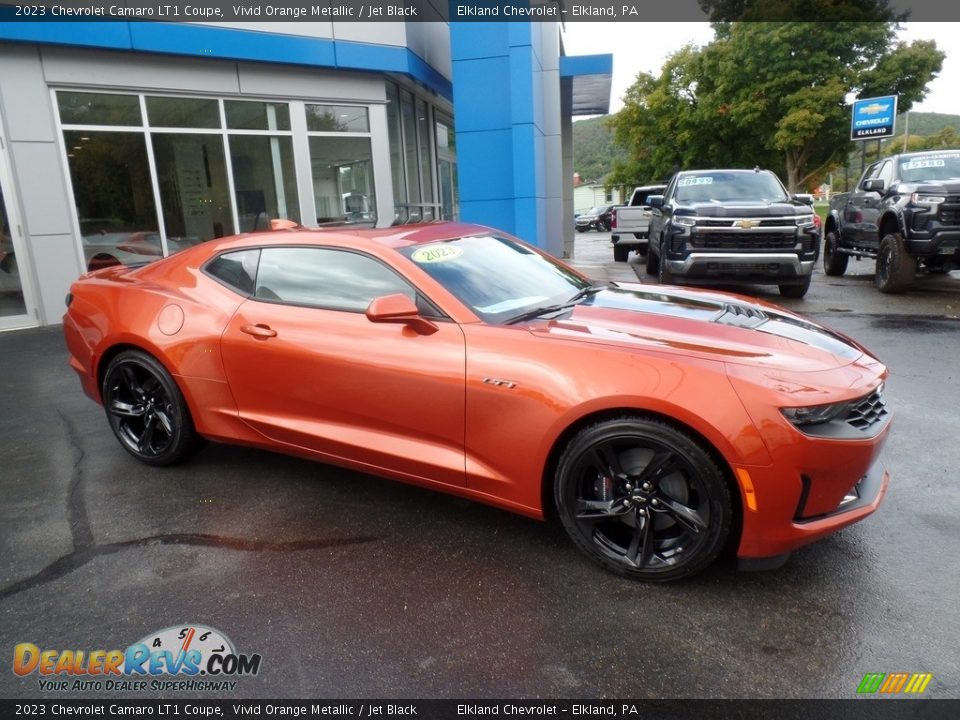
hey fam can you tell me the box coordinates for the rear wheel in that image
[613,244,630,263]
[779,274,812,299]
[875,233,915,294]
[102,350,201,466]
[554,417,733,582]
[823,230,848,276]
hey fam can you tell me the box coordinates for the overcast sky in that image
[562,22,960,117]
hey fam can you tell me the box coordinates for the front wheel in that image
[823,230,848,276]
[875,233,916,294]
[645,246,658,275]
[554,417,733,582]
[658,251,675,285]
[102,350,201,466]
[779,274,812,299]
[613,244,630,262]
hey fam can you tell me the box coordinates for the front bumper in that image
[666,253,815,283]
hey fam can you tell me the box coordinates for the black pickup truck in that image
[646,169,820,298]
[825,149,960,293]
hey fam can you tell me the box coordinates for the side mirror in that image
[365,293,437,335]
[647,195,664,209]
[862,178,885,192]
[792,194,814,206]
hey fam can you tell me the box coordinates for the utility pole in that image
[903,110,910,152]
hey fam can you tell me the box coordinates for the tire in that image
[576,227,587,233]
[613,244,630,263]
[645,246,658,275]
[658,250,675,285]
[875,233,916,294]
[102,350,201,466]
[554,416,733,582]
[779,274,812,299]
[822,230,848,277]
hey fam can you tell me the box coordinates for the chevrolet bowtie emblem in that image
[734,219,761,229]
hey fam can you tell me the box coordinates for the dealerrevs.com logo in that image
[13,624,262,692]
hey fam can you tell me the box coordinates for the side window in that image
[254,247,415,312]
[876,160,894,189]
[861,162,882,188]
[206,249,261,295]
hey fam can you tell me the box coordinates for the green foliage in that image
[571,116,616,182]
[608,21,944,192]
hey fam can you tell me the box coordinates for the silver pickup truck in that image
[610,184,667,261]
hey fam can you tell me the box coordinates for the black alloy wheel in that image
[102,350,200,466]
[875,233,916,294]
[822,230,848,276]
[555,417,733,581]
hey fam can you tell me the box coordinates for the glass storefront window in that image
[63,130,160,271]
[305,105,369,133]
[229,135,300,232]
[386,84,407,218]
[146,97,220,129]
[0,178,27,317]
[151,133,233,246]
[57,92,142,126]
[416,98,434,212]
[435,112,458,221]
[225,101,291,131]
[309,137,375,225]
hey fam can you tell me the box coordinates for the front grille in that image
[691,233,798,250]
[698,218,795,228]
[938,199,960,224]
[845,388,889,431]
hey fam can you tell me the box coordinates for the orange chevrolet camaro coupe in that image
[63,222,892,581]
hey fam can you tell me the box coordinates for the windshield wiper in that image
[503,283,609,325]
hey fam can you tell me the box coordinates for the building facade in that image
[0,20,610,330]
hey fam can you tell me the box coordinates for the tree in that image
[609,22,944,191]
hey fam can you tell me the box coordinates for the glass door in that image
[0,121,37,330]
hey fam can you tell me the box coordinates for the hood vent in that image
[714,303,769,329]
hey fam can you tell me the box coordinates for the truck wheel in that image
[823,230,848,276]
[613,244,630,263]
[658,252,674,285]
[645,246,658,275]
[875,233,916,294]
[779,274,812,299]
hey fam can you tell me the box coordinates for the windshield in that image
[398,235,590,323]
[898,153,960,182]
[674,172,789,203]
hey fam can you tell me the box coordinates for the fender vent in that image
[714,303,769,329]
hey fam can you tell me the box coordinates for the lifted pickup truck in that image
[610,184,667,262]
[646,169,820,298]
[825,149,960,293]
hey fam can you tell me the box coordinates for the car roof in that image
[896,149,960,159]
[190,221,502,256]
[678,169,773,175]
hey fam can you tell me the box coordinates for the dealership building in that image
[0,17,611,330]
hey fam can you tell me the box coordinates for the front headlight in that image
[912,193,946,205]
[674,215,697,227]
[795,214,815,226]
[780,400,851,427]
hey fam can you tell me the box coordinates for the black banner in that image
[2,699,960,719]
[1,0,960,23]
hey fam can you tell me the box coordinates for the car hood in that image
[897,180,960,194]
[681,201,808,217]
[526,283,865,372]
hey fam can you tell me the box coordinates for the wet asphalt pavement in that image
[1,234,959,700]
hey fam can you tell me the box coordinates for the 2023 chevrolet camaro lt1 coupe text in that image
[63,223,892,581]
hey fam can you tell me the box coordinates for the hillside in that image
[571,116,616,183]
[572,111,960,189]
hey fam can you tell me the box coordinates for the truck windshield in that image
[898,153,960,182]
[674,172,789,203]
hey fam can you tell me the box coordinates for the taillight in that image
[611,210,618,229]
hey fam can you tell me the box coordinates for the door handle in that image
[240,324,277,339]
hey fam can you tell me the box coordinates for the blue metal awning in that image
[560,54,613,116]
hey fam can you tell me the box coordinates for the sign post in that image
[851,95,898,178]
